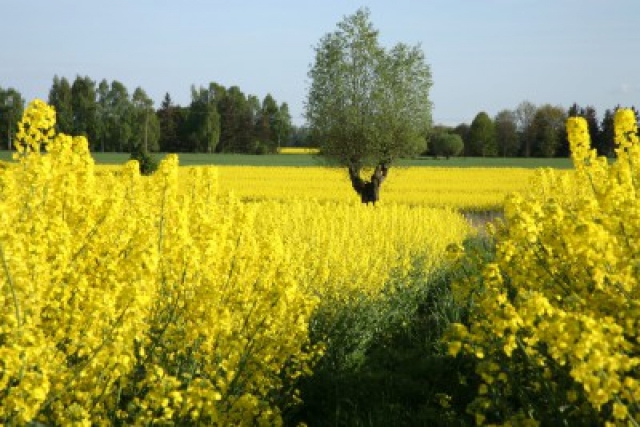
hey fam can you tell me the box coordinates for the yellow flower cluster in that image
[277,147,320,154]
[215,165,534,211]
[0,100,317,425]
[0,100,470,425]
[446,109,640,425]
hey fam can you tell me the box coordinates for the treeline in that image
[430,101,640,158]
[1,76,295,154]
[3,81,638,158]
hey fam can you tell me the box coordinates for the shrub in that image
[129,146,158,175]
[430,132,464,159]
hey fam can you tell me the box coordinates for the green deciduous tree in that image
[430,131,464,159]
[530,104,566,157]
[71,75,98,148]
[0,88,24,151]
[157,93,185,152]
[494,109,519,157]
[515,100,537,157]
[48,75,73,134]
[218,86,253,153]
[275,102,292,150]
[468,112,496,157]
[95,79,111,152]
[289,125,311,147]
[186,85,221,153]
[306,8,432,203]
[106,81,134,152]
[452,123,470,155]
[131,87,159,152]
[255,94,280,153]
[600,108,616,157]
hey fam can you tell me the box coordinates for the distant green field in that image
[0,151,575,169]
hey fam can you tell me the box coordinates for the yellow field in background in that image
[208,165,538,211]
[89,161,537,211]
[91,163,539,211]
[278,147,320,154]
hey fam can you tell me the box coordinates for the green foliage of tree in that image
[95,79,110,152]
[430,131,464,159]
[41,75,293,154]
[218,86,254,153]
[494,109,520,157]
[131,87,160,152]
[255,93,279,153]
[186,85,221,153]
[452,123,470,155]
[289,125,311,147]
[252,95,293,154]
[129,145,158,175]
[306,8,432,201]
[530,104,566,157]
[157,93,187,152]
[276,102,292,149]
[0,87,24,150]
[515,100,537,157]
[468,112,496,157]
[600,108,616,157]
[48,76,73,134]
[105,81,134,152]
[71,75,98,147]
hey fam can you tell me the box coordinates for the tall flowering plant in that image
[446,109,640,425]
[0,100,320,426]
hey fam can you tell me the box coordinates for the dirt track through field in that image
[463,211,504,234]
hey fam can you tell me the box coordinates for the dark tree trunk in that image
[348,161,389,205]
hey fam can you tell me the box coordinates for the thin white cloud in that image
[619,83,640,95]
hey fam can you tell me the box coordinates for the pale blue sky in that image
[1,0,638,126]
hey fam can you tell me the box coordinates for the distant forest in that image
[0,76,309,154]
[0,77,638,157]
[435,102,640,159]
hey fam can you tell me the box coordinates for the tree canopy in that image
[468,112,497,157]
[0,87,24,150]
[305,8,432,170]
[430,131,464,159]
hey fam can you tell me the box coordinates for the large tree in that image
[186,85,221,153]
[218,86,254,153]
[71,75,98,147]
[106,81,134,152]
[275,102,292,150]
[468,112,496,157]
[530,104,566,157]
[95,79,111,152]
[494,109,519,157]
[600,108,616,157]
[256,94,280,153]
[430,131,464,159]
[515,100,537,157]
[131,87,160,152]
[157,93,184,152]
[0,88,24,150]
[48,76,73,134]
[305,8,432,204]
